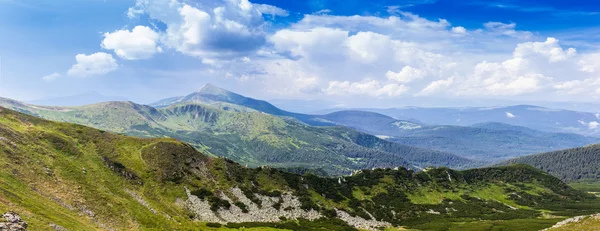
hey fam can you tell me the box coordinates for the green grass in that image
[0,108,600,230]
[569,181,600,193]
[0,98,476,176]
[407,218,562,231]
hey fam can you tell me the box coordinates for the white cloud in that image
[513,37,576,63]
[128,0,268,58]
[42,73,61,82]
[91,1,600,103]
[386,66,426,83]
[484,22,533,39]
[254,4,289,17]
[505,112,516,118]
[313,9,332,15]
[102,26,162,60]
[579,52,600,73]
[451,26,467,34]
[67,52,118,77]
[458,37,583,96]
[325,80,408,97]
[419,77,454,95]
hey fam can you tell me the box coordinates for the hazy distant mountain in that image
[317,110,424,135]
[28,91,128,106]
[149,85,600,162]
[352,105,600,137]
[389,122,599,162]
[269,99,338,114]
[1,94,478,175]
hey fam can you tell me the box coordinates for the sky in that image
[1,0,600,108]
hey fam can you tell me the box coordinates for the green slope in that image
[1,107,599,231]
[150,85,598,164]
[498,143,600,183]
[0,98,479,175]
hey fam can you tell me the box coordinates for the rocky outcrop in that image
[335,209,390,230]
[184,187,321,224]
[541,213,600,231]
[184,187,391,230]
[0,211,27,231]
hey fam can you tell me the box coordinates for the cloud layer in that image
[50,0,600,104]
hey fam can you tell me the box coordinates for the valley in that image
[5,1,600,230]
[1,108,600,230]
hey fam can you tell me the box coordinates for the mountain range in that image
[1,107,598,230]
[348,106,600,137]
[27,91,129,107]
[0,86,477,176]
[2,84,598,171]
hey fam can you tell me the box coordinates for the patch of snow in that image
[392,121,421,130]
[526,107,562,112]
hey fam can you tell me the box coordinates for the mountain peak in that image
[197,83,229,95]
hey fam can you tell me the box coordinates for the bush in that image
[235,201,249,213]
[206,222,222,228]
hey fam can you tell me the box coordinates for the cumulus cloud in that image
[78,0,600,103]
[42,73,61,82]
[579,52,600,73]
[419,77,454,95]
[102,26,162,60]
[128,0,269,58]
[457,37,585,96]
[513,37,576,62]
[386,66,426,83]
[67,52,118,77]
[451,26,467,34]
[325,80,408,97]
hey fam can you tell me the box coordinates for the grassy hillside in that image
[498,144,600,182]
[152,85,599,164]
[543,214,600,231]
[0,98,478,176]
[1,107,600,230]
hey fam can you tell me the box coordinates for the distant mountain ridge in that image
[350,105,600,137]
[28,91,128,106]
[0,96,478,175]
[57,84,598,164]
[151,84,337,126]
[389,122,599,161]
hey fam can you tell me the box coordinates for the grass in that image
[545,215,600,231]
[570,181,600,194]
[0,99,474,176]
[407,218,563,231]
[1,108,600,230]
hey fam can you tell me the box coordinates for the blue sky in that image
[1,0,600,108]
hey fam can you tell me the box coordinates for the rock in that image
[0,211,28,231]
[49,223,68,231]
